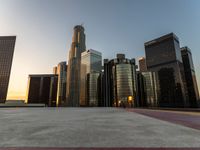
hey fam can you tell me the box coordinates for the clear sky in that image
[0,0,199,99]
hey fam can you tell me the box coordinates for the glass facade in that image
[145,33,187,107]
[103,54,137,107]
[181,47,199,107]
[142,72,158,107]
[0,36,16,102]
[87,72,100,106]
[113,64,133,103]
[54,62,67,106]
[80,49,102,106]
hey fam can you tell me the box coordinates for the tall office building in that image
[139,57,147,72]
[26,74,58,106]
[0,36,16,102]
[103,54,137,107]
[145,33,188,107]
[137,71,158,107]
[54,62,67,106]
[66,25,86,106]
[87,71,101,106]
[181,47,199,107]
[80,49,102,106]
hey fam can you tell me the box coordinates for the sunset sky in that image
[0,0,199,100]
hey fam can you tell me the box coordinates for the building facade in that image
[80,49,102,106]
[54,62,67,107]
[0,36,16,102]
[66,25,86,106]
[145,33,188,107]
[137,71,158,107]
[87,72,101,106]
[103,54,137,107]
[26,74,58,106]
[139,57,147,72]
[181,47,199,107]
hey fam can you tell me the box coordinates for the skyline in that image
[0,0,199,99]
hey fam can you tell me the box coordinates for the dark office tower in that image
[26,74,58,106]
[139,57,147,72]
[54,62,67,106]
[181,47,199,107]
[103,54,137,107]
[145,33,188,107]
[0,36,16,102]
[66,25,86,107]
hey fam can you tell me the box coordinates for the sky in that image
[0,0,199,100]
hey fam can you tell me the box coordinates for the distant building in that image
[181,47,200,107]
[54,62,67,106]
[139,57,147,72]
[80,49,102,106]
[0,36,16,102]
[87,71,101,106]
[53,66,57,74]
[66,25,86,107]
[137,71,158,107]
[26,74,58,106]
[145,33,188,107]
[103,54,137,107]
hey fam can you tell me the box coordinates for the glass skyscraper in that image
[66,25,86,107]
[53,62,67,106]
[80,49,102,106]
[145,33,188,107]
[87,72,101,106]
[181,47,199,107]
[0,36,16,102]
[137,71,158,107]
[103,54,137,107]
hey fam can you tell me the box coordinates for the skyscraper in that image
[54,62,67,107]
[181,47,200,107]
[138,57,147,72]
[26,74,58,106]
[87,71,101,106]
[103,54,137,107]
[137,71,158,107]
[145,33,188,107]
[80,49,102,106]
[0,36,16,102]
[66,25,86,107]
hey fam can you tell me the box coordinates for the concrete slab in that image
[0,108,200,147]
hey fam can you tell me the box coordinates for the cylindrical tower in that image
[66,25,86,106]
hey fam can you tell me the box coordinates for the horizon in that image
[0,0,199,100]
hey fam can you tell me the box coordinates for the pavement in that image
[0,108,200,149]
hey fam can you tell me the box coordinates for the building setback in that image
[181,47,200,107]
[66,25,86,107]
[26,74,58,106]
[80,49,102,106]
[145,33,188,107]
[0,36,16,102]
[103,54,137,107]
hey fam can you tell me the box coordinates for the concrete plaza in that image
[0,108,200,147]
